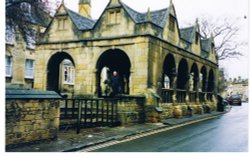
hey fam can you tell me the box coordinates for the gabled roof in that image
[201,38,211,52]
[201,50,209,59]
[66,8,96,31]
[121,2,169,28]
[180,26,195,43]
[200,38,212,58]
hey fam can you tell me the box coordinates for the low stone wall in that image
[6,89,61,147]
[116,95,145,125]
[6,100,60,146]
[159,101,218,119]
[160,103,175,119]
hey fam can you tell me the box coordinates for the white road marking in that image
[77,115,220,152]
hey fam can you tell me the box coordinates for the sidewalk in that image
[6,111,226,152]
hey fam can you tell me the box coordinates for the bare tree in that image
[217,68,228,94]
[6,0,61,46]
[199,16,246,60]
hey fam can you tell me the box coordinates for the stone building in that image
[6,0,218,120]
[224,77,248,101]
[5,1,51,89]
[5,2,62,146]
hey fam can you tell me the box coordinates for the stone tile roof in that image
[200,39,211,58]
[201,39,211,52]
[121,2,169,28]
[6,89,62,99]
[66,8,96,31]
[180,26,195,43]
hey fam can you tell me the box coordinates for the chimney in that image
[79,0,91,18]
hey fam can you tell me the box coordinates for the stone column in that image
[204,79,208,102]
[93,68,100,97]
[170,73,177,104]
[185,74,191,103]
[194,77,200,103]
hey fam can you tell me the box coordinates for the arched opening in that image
[177,59,189,90]
[200,66,207,92]
[207,69,215,92]
[162,53,176,89]
[47,52,75,96]
[96,49,131,97]
[190,63,199,91]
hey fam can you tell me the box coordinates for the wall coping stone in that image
[6,89,62,100]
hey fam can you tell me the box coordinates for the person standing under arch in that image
[110,71,121,96]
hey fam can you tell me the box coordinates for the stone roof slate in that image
[180,26,195,43]
[66,8,96,31]
[201,39,211,52]
[121,2,169,28]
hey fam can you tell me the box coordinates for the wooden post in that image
[76,100,82,134]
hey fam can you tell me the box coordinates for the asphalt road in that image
[94,103,248,152]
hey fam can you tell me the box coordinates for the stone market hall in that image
[7,0,219,122]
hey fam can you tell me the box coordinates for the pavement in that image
[6,110,228,152]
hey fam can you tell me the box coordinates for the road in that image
[93,103,248,152]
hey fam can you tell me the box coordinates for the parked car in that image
[227,95,242,106]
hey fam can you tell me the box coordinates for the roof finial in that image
[147,7,151,21]
[170,0,173,5]
[195,18,199,25]
[210,32,214,39]
[62,0,65,5]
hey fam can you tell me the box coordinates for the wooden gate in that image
[59,98,119,133]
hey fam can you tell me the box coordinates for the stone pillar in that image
[93,68,100,97]
[195,77,200,103]
[171,73,177,104]
[205,79,208,101]
[185,74,191,103]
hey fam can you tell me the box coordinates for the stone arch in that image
[190,63,199,91]
[177,58,189,90]
[46,51,75,93]
[96,49,131,96]
[162,53,176,89]
[200,66,207,92]
[207,69,215,92]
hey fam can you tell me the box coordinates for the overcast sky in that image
[64,0,249,79]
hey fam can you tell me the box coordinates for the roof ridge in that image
[120,2,144,15]
[180,26,195,31]
[142,7,169,15]
[121,1,168,28]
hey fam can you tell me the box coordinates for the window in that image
[116,10,121,23]
[25,59,34,79]
[58,18,67,30]
[169,16,175,32]
[109,9,121,24]
[6,56,12,77]
[109,11,115,24]
[63,60,75,85]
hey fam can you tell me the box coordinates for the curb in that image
[64,112,226,152]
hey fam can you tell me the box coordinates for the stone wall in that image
[6,99,60,146]
[117,96,145,125]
